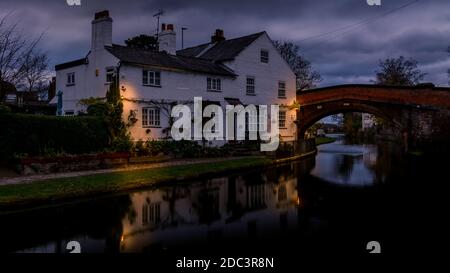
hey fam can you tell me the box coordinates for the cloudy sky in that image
[1,0,449,87]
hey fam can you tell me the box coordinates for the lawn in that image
[0,157,271,207]
[315,137,337,146]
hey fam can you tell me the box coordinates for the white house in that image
[55,10,297,143]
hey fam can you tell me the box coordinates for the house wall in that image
[121,33,297,142]
[222,33,297,141]
[120,65,236,141]
[55,50,120,115]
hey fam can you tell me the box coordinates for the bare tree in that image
[20,49,49,92]
[274,40,322,91]
[374,56,426,86]
[0,14,43,100]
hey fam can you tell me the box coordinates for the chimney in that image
[91,10,113,52]
[211,29,225,43]
[158,23,176,55]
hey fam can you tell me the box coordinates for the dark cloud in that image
[1,0,449,86]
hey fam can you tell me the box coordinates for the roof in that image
[106,44,236,77]
[177,32,265,62]
[224,97,243,106]
[55,58,87,71]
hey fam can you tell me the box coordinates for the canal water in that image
[0,137,444,257]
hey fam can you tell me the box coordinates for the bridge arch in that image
[295,84,450,149]
[297,99,403,138]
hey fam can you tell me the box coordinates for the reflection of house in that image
[362,113,375,131]
[55,10,297,142]
[119,173,299,252]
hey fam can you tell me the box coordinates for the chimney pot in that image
[167,24,174,31]
[94,10,110,20]
[161,23,166,31]
[211,29,225,43]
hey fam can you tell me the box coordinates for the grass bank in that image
[315,137,336,146]
[0,157,272,208]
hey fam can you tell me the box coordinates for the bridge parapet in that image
[296,84,450,153]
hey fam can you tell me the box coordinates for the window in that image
[278,184,287,201]
[247,184,265,209]
[143,70,161,86]
[246,77,255,95]
[279,111,286,128]
[64,110,75,116]
[207,78,221,92]
[278,81,286,98]
[142,203,161,225]
[260,50,269,63]
[106,67,115,83]
[67,72,75,86]
[142,107,161,127]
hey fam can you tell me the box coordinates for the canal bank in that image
[1,138,444,255]
[0,151,320,210]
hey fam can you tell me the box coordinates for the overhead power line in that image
[297,0,421,44]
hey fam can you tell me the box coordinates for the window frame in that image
[207,77,222,92]
[142,203,161,225]
[143,69,161,87]
[142,107,161,128]
[106,67,115,84]
[279,110,287,128]
[260,49,269,63]
[278,81,286,98]
[246,76,255,95]
[66,72,75,86]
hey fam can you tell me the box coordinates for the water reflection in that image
[311,141,379,186]
[0,140,411,254]
[120,166,301,253]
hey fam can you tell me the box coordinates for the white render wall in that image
[221,33,297,140]
[56,32,297,142]
[55,50,120,114]
[121,33,297,142]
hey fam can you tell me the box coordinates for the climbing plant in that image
[84,77,133,152]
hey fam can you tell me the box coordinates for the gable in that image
[234,33,296,77]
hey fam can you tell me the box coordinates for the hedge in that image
[0,113,110,163]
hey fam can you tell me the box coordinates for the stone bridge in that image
[296,84,450,152]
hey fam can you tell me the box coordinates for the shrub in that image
[136,139,231,158]
[0,113,110,164]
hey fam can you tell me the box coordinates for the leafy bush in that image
[0,105,11,114]
[130,139,231,158]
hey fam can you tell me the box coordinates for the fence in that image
[270,138,316,159]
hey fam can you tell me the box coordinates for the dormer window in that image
[260,50,269,63]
